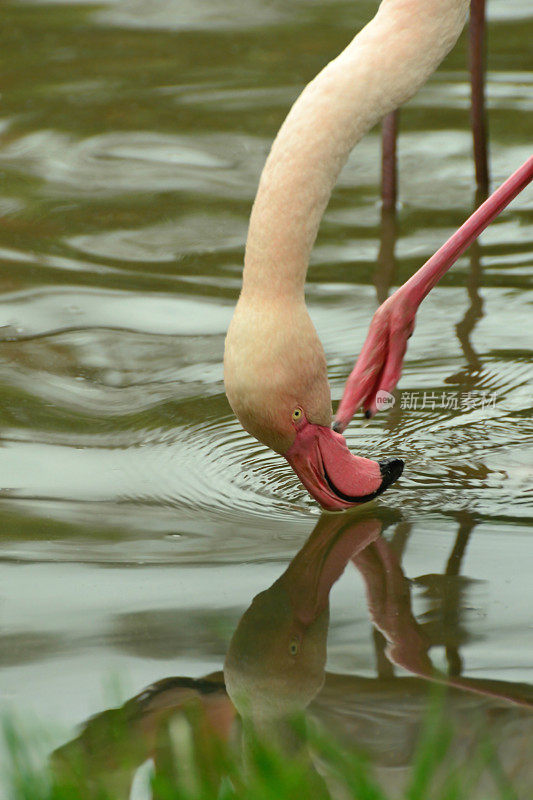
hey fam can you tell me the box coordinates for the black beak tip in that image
[331,420,342,433]
[378,458,404,490]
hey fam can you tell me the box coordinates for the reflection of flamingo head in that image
[224,580,329,725]
[224,511,384,726]
[224,301,403,510]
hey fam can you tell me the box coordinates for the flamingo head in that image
[284,412,403,511]
[224,300,403,511]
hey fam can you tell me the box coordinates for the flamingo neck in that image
[241,0,469,300]
[283,516,381,626]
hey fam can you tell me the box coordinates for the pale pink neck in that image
[241,0,469,299]
[403,155,533,303]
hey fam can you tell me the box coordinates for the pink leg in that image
[374,207,398,305]
[470,0,489,196]
[334,156,533,431]
[401,156,532,300]
[381,111,398,212]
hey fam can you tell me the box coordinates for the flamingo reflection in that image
[53,510,532,797]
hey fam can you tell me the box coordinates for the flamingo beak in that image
[285,421,403,511]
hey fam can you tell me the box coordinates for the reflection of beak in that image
[285,422,403,511]
[286,515,382,625]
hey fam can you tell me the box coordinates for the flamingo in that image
[223,0,533,512]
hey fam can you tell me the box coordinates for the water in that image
[0,0,532,792]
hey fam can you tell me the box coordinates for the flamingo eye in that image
[292,408,303,421]
[289,637,300,656]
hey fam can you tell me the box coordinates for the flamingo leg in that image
[374,207,398,304]
[334,156,533,430]
[397,156,533,300]
[470,0,489,196]
[381,110,399,212]
[380,1,489,202]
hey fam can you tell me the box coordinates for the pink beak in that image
[285,420,403,511]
